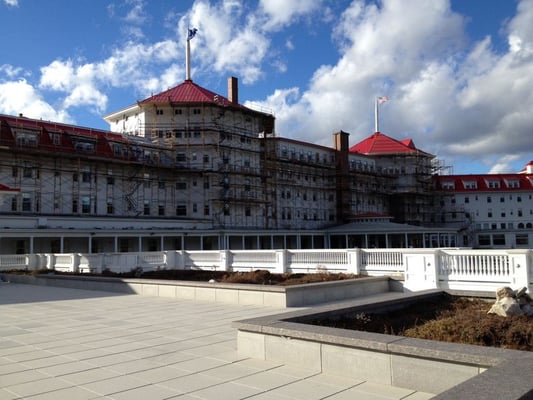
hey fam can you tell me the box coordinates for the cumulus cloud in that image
[176,0,324,83]
[2,0,18,6]
[38,38,182,112]
[251,0,533,173]
[1,0,532,174]
[0,80,73,122]
[258,0,323,30]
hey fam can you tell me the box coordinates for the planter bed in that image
[0,272,396,307]
[233,290,533,399]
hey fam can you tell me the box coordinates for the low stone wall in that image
[0,273,393,308]
[233,291,533,399]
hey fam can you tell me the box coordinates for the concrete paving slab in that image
[0,283,436,399]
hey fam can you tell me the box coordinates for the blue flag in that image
[187,28,198,41]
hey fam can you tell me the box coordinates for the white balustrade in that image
[1,249,532,294]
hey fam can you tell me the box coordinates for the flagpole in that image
[186,28,198,81]
[374,97,379,133]
[186,34,191,81]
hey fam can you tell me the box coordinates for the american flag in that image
[378,96,389,104]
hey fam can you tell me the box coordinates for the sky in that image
[0,0,531,175]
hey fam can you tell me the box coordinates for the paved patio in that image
[0,283,434,399]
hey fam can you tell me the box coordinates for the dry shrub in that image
[313,295,533,351]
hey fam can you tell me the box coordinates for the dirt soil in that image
[113,269,362,286]
[309,294,533,351]
[17,268,362,287]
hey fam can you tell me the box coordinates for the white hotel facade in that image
[0,76,530,254]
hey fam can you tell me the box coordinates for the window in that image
[500,197,504,203]
[156,109,164,115]
[144,200,151,215]
[73,173,78,182]
[176,181,187,190]
[176,153,186,162]
[158,181,165,189]
[203,154,209,163]
[518,210,523,217]
[203,178,209,189]
[176,203,187,216]
[174,109,182,115]
[478,234,491,246]
[51,133,61,145]
[107,176,115,185]
[22,193,31,212]
[204,204,210,216]
[158,205,165,216]
[192,203,197,213]
[516,234,529,246]
[463,181,477,189]
[465,197,469,203]
[492,234,506,246]
[74,141,95,153]
[245,206,251,217]
[486,180,500,188]
[193,108,201,115]
[441,181,455,189]
[223,204,230,216]
[487,210,492,218]
[82,197,91,213]
[506,179,520,188]
[72,199,78,213]
[82,170,91,183]
[107,199,114,214]
[518,196,522,202]
[487,196,491,203]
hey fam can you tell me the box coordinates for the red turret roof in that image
[350,131,431,156]
[140,79,249,111]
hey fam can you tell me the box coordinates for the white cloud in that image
[38,38,182,112]
[250,0,533,173]
[0,79,72,122]
[0,64,27,79]
[124,0,146,24]
[488,154,522,174]
[2,0,18,6]
[258,0,323,30]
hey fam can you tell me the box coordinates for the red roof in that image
[434,174,533,192]
[140,79,249,111]
[350,132,430,156]
[0,183,19,193]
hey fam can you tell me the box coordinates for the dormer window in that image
[13,128,39,147]
[156,109,164,115]
[463,181,477,189]
[441,181,455,190]
[73,140,95,153]
[486,180,500,188]
[505,179,520,188]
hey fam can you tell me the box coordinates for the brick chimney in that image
[228,76,238,104]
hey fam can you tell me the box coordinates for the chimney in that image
[228,76,238,104]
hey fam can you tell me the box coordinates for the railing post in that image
[275,250,287,273]
[347,249,361,274]
[507,250,530,290]
[403,249,439,292]
[72,253,81,273]
[220,250,231,271]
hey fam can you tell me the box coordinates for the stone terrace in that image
[0,283,433,399]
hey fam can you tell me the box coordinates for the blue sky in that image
[0,0,530,174]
